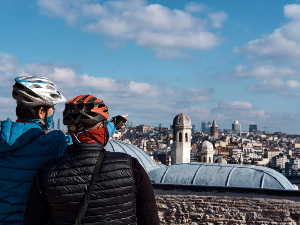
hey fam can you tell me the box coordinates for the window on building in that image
[185,133,188,142]
[179,132,182,142]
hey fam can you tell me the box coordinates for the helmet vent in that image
[32,84,42,88]
[23,96,34,103]
[50,93,59,99]
[46,85,55,90]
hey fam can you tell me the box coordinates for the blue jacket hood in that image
[0,120,44,153]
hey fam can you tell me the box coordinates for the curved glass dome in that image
[148,163,295,190]
[106,139,165,172]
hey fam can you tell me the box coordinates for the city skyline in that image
[1,0,300,133]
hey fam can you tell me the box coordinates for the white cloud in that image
[82,3,107,18]
[208,11,228,28]
[0,52,17,72]
[234,65,297,79]
[286,80,300,89]
[248,110,269,119]
[209,100,271,132]
[284,4,300,20]
[184,2,208,13]
[4,52,298,133]
[246,78,300,92]
[235,4,300,61]
[36,0,225,59]
[0,52,216,124]
[37,0,82,25]
[154,48,187,60]
[0,52,19,88]
[135,31,220,49]
[217,101,253,110]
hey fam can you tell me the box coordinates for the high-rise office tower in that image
[249,124,257,132]
[201,122,206,131]
[57,119,61,130]
[232,120,241,132]
[51,121,55,129]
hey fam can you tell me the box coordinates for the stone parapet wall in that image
[155,191,300,225]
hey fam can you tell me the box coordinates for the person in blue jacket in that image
[0,76,68,224]
[0,76,126,224]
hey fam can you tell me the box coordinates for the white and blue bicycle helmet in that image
[12,76,66,107]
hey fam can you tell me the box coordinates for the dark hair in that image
[16,104,43,119]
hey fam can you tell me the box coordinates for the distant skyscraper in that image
[57,119,61,130]
[51,121,55,129]
[201,122,206,131]
[232,120,241,132]
[192,125,195,132]
[130,121,135,128]
[210,118,218,138]
[206,121,212,132]
[249,124,257,132]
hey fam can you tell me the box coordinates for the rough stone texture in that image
[155,192,300,225]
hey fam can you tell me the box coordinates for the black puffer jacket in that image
[24,143,159,225]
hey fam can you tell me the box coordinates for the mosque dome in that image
[173,113,191,126]
[201,141,214,152]
[106,139,165,172]
[148,163,295,190]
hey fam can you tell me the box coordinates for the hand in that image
[111,115,128,130]
[119,114,128,129]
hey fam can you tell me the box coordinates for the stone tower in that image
[199,141,214,163]
[172,113,192,164]
[210,118,218,138]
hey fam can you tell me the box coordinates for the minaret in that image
[210,118,218,138]
[199,141,214,163]
[172,113,192,164]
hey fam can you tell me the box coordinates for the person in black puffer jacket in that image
[23,94,160,225]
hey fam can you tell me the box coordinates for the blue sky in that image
[1,0,300,133]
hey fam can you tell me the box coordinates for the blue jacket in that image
[0,120,68,224]
[0,120,116,224]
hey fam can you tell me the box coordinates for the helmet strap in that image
[43,109,48,130]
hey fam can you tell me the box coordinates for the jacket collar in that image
[67,143,105,154]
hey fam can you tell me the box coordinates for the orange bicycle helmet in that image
[63,95,109,130]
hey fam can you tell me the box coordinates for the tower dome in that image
[201,141,214,152]
[199,141,214,163]
[173,113,191,126]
